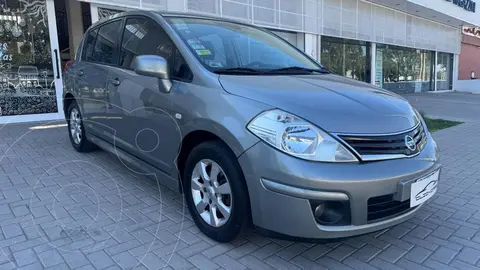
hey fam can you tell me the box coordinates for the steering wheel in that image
[244,61,265,68]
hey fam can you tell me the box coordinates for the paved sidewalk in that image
[1,96,480,269]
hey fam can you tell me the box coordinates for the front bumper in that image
[238,133,440,239]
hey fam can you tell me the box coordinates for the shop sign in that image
[463,26,480,38]
[0,43,12,61]
[444,0,476,13]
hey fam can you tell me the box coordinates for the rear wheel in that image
[183,141,250,242]
[67,100,96,152]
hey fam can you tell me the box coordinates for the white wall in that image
[456,80,480,93]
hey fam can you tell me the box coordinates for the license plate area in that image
[410,169,440,207]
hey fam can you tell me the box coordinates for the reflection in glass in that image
[321,36,371,83]
[376,45,434,93]
[0,0,57,116]
[436,52,453,90]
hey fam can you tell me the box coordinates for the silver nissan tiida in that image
[63,10,441,242]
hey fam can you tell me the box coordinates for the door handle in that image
[110,78,120,86]
[77,70,84,76]
[53,49,60,79]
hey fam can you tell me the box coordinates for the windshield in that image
[166,17,323,74]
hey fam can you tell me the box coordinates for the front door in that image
[104,16,181,176]
[0,0,64,123]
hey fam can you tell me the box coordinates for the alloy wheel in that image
[191,159,232,227]
[70,108,82,145]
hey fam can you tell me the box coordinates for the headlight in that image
[247,109,358,162]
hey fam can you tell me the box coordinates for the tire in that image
[67,100,96,152]
[183,140,250,242]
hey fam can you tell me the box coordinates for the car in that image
[63,10,441,242]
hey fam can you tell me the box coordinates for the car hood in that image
[218,74,418,134]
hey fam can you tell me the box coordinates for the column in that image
[65,0,84,60]
[317,35,322,63]
[305,33,318,60]
[296,33,305,51]
[434,51,438,91]
[90,5,99,24]
[453,54,459,91]
[370,43,376,86]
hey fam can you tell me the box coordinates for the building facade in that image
[0,0,479,124]
[459,26,480,80]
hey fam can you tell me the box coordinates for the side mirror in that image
[134,55,172,92]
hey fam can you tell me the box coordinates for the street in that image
[0,92,479,269]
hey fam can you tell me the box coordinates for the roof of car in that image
[95,10,251,27]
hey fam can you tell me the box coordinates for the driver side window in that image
[119,17,192,81]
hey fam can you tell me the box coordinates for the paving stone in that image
[2,101,480,270]
[37,249,64,268]
[1,224,23,238]
[395,258,431,270]
[13,248,37,267]
[60,251,90,269]
[240,255,276,270]
[403,246,432,263]
[316,257,355,270]
[301,244,332,261]
[423,258,458,270]
[327,244,357,261]
[187,253,220,269]
[430,246,458,264]
[140,252,165,270]
[112,251,140,269]
[265,255,301,270]
[455,247,480,265]
[86,250,115,269]
[213,254,247,270]
[225,242,259,259]
[343,257,380,270]
[162,253,194,270]
[377,245,407,263]
[450,259,480,270]
[352,245,382,262]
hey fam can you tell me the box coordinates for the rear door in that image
[76,19,123,142]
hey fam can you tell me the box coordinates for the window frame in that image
[82,18,125,67]
[119,15,193,83]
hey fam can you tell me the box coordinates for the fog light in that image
[311,201,350,226]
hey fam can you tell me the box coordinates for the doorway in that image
[0,0,63,123]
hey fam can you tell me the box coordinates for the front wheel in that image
[183,141,250,242]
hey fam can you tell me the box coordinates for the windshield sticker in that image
[207,61,223,68]
[187,39,201,46]
[189,43,205,50]
[196,49,212,56]
[174,23,189,31]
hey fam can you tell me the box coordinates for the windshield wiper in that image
[213,67,264,75]
[265,66,330,74]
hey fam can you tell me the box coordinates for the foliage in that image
[424,117,462,132]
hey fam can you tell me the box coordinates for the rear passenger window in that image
[82,29,98,61]
[120,17,192,81]
[91,20,122,65]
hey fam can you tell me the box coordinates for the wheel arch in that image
[63,92,75,118]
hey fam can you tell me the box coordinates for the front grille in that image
[339,123,427,158]
[367,194,414,223]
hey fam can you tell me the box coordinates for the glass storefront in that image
[375,45,434,93]
[437,52,454,90]
[0,0,58,116]
[321,36,371,83]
